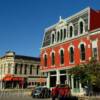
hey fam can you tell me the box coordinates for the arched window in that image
[51,52,55,65]
[80,44,85,60]
[80,21,84,34]
[64,29,66,39]
[60,29,63,41]
[69,47,74,63]
[60,49,64,64]
[69,26,73,38]
[44,54,47,67]
[57,31,60,42]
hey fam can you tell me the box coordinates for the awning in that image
[3,74,24,81]
[3,74,13,81]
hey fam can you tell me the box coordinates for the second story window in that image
[15,63,18,74]
[60,49,64,65]
[44,54,47,67]
[80,44,85,61]
[69,47,74,63]
[30,65,33,75]
[92,40,98,59]
[8,63,11,74]
[51,52,55,65]
[20,64,23,74]
[24,64,27,74]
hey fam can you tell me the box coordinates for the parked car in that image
[51,84,71,100]
[31,86,51,98]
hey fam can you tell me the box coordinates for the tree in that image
[69,57,100,88]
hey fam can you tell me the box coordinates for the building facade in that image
[0,51,46,89]
[40,7,100,95]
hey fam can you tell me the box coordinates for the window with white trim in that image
[44,54,47,67]
[51,52,55,65]
[80,44,85,61]
[92,40,98,59]
[69,47,74,63]
[60,49,64,65]
[78,19,85,34]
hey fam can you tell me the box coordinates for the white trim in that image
[59,48,64,54]
[78,42,86,48]
[50,50,55,56]
[43,52,48,58]
[68,45,75,51]
[88,7,90,31]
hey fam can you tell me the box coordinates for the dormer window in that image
[78,18,85,34]
[80,21,83,34]
[57,31,60,42]
[64,29,66,39]
[60,29,63,41]
[69,23,74,38]
[51,33,55,44]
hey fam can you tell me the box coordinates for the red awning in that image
[3,74,13,81]
[3,74,24,81]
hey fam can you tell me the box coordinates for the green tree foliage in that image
[69,57,100,88]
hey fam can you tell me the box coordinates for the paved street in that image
[0,91,51,100]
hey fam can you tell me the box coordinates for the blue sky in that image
[0,0,100,57]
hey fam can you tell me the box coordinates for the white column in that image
[79,81,82,92]
[56,70,60,85]
[71,75,74,92]
[47,72,50,88]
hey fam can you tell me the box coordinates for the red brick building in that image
[40,7,100,95]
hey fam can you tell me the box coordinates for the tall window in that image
[52,34,55,44]
[44,54,47,67]
[24,64,27,74]
[57,31,60,42]
[60,29,63,41]
[60,49,64,65]
[69,47,74,63]
[69,26,73,38]
[64,29,66,39]
[51,52,55,65]
[80,44,85,61]
[92,40,98,59]
[80,21,84,34]
[37,65,39,75]
[20,64,23,74]
[30,65,33,75]
[8,63,11,74]
[15,63,18,74]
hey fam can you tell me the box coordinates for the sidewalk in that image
[78,96,100,100]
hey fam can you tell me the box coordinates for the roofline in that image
[45,7,90,32]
